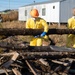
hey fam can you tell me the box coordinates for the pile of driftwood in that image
[0,28,75,75]
[0,43,75,75]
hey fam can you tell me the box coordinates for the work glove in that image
[40,32,47,37]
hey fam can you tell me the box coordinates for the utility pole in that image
[9,0,10,9]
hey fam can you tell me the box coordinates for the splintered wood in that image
[0,46,75,75]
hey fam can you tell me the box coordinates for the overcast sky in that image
[0,0,47,11]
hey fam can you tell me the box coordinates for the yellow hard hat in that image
[30,9,39,18]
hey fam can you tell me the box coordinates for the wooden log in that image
[27,45,75,52]
[20,52,72,60]
[25,60,37,75]
[0,42,75,52]
[47,29,75,35]
[0,69,11,74]
[66,58,75,61]
[12,68,22,75]
[0,28,42,36]
[0,28,75,36]
[39,59,49,66]
[1,51,75,60]
[0,52,19,56]
[0,51,70,60]
[51,60,69,66]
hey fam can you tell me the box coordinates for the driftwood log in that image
[0,41,75,52]
[0,28,75,36]
[0,51,75,60]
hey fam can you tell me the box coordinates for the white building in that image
[18,0,75,23]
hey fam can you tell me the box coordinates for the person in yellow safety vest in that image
[26,9,49,46]
[66,8,75,48]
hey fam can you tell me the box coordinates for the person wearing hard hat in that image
[26,9,49,46]
[26,9,49,66]
[66,8,75,48]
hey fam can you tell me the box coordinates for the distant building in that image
[18,0,75,23]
